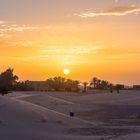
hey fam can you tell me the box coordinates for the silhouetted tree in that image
[83,82,88,92]
[46,77,66,91]
[100,80,109,90]
[68,80,80,92]
[46,77,80,92]
[90,77,112,90]
[0,68,18,95]
[115,84,124,93]
[13,81,33,91]
[96,79,101,89]
[90,77,98,89]
[46,78,54,91]
[65,79,73,92]
[109,83,114,93]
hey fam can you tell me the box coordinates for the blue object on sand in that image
[70,111,74,117]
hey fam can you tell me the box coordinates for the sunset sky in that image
[0,0,140,85]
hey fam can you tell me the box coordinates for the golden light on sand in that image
[64,68,70,75]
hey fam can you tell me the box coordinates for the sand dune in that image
[1,90,140,140]
[0,95,103,140]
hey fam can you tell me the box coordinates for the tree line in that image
[89,77,124,93]
[0,68,124,95]
[46,77,80,92]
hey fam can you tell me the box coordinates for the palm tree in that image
[72,80,80,92]
[90,77,98,89]
[46,77,80,92]
[65,79,73,92]
[46,77,66,91]
[100,80,109,90]
[83,82,88,92]
[96,79,101,89]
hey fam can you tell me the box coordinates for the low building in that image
[25,81,48,91]
[133,85,140,90]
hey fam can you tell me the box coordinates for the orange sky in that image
[0,0,140,85]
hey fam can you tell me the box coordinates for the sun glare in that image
[64,68,70,75]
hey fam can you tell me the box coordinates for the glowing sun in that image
[64,68,70,75]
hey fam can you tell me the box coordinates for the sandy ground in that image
[0,90,140,140]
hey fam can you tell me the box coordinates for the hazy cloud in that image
[114,0,120,3]
[21,55,80,62]
[76,5,140,18]
[0,23,40,38]
[0,20,6,24]
[0,25,39,32]
[39,45,101,55]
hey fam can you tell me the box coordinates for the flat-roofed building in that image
[133,85,140,90]
[25,81,48,91]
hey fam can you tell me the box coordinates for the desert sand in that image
[0,90,140,140]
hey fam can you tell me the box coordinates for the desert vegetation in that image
[0,68,18,95]
[46,77,80,92]
[0,68,126,95]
